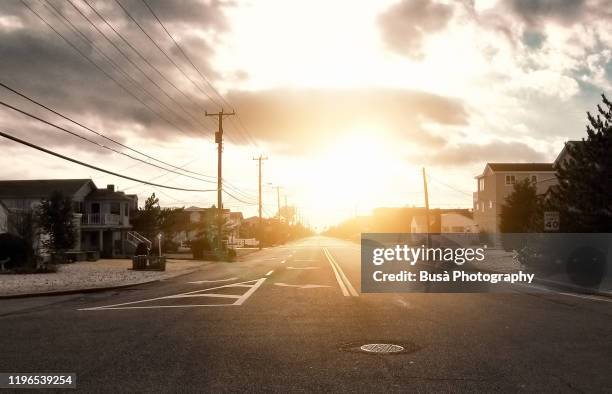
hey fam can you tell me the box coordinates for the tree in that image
[548,94,612,232]
[131,193,161,241]
[499,179,541,233]
[38,191,76,260]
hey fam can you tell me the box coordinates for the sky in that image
[0,0,611,229]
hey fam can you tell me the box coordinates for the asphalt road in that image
[1,236,611,393]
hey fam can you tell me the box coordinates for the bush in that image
[190,237,211,259]
[163,240,179,253]
[0,233,30,269]
[227,248,237,261]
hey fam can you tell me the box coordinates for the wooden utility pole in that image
[422,167,431,247]
[253,155,268,249]
[205,109,235,250]
[276,185,281,221]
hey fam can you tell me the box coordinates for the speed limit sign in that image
[544,211,560,232]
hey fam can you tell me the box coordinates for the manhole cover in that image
[359,343,404,354]
[339,340,419,355]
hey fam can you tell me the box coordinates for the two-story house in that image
[473,163,557,233]
[0,179,137,259]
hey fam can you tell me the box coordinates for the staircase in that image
[127,231,152,252]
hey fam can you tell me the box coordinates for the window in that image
[489,201,493,209]
[110,202,120,215]
[505,175,516,185]
[478,178,485,191]
[531,175,537,183]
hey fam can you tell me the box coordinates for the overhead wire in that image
[0,130,217,192]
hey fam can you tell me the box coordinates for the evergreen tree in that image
[548,94,612,232]
[38,191,76,260]
[500,179,541,233]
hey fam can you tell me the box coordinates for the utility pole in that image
[284,195,289,224]
[422,167,431,247]
[205,109,235,250]
[276,185,281,222]
[253,155,268,249]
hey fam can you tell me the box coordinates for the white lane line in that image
[293,259,317,262]
[274,283,331,289]
[280,260,286,264]
[324,248,349,296]
[287,266,320,270]
[323,247,359,297]
[187,277,238,284]
[265,270,274,276]
[79,278,266,310]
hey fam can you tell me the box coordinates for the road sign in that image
[544,211,560,232]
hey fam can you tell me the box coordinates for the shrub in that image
[227,248,237,261]
[0,233,30,269]
[190,237,211,259]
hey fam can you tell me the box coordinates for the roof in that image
[487,163,554,172]
[0,179,93,199]
[86,189,132,201]
[554,140,583,166]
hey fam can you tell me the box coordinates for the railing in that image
[127,231,152,250]
[81,213,122,226]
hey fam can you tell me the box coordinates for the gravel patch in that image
[0,259,207,296]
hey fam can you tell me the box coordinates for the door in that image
[102,231,112,258]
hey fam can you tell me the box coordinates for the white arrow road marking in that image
[286,266,320,270]
[274,283,331,289]
[79,278,267,311]
[187,277,239,284]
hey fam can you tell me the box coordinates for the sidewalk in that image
[0,259,207,298]
[475,248,612,298]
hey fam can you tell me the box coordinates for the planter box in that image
[132,255,166,271]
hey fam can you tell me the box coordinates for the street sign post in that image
[544,211,560,232]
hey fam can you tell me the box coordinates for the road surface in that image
[1,236,611,392]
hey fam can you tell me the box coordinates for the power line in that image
[113,0,223,110]
[0,130,216,192]
[64,0,211,134]
[139,0,259,148]
[0,81,216,182]
[21,0,194,139]
[42,0,203,136]
[81,0,211,129]
[0,98,219,185]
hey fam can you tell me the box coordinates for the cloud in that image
[0,0,229,145]
[412,140,547,166]
[377,0,454,60]
[227,88,467,153]
[509,0,586,27]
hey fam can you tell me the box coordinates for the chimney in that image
[107,184,115,192]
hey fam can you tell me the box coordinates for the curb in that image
[0,267,202,300]
[478,266,612,299]
[530,276,612,299]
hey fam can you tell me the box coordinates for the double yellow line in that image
[322,247,359,297]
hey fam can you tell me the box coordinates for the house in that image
[174,206,245,247]
[472,163,557,233]
[411,209,476,233]
[0,179,137,259]
[0,200,9,234]
[440,210,476,233]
